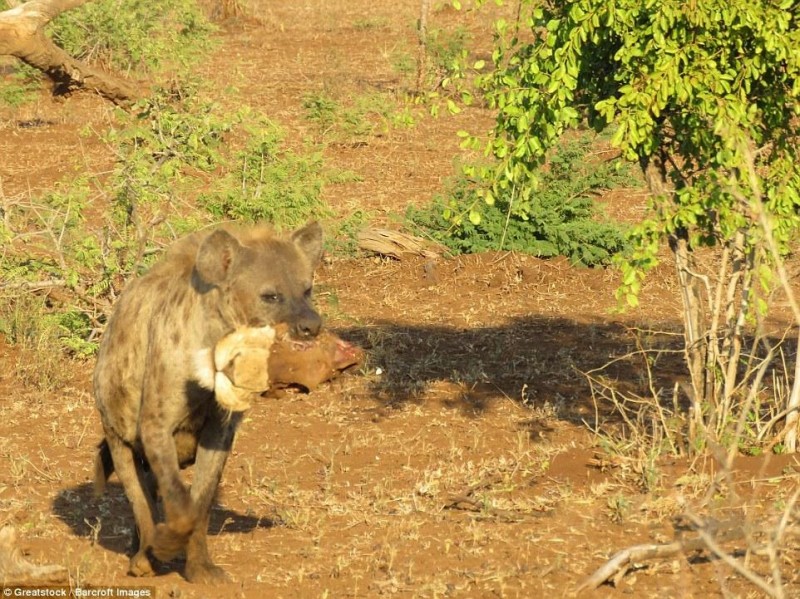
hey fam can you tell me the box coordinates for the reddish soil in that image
[1,1,798,598]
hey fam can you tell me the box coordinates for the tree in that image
[472,0,800,451]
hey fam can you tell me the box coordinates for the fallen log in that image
[0,0,138,103]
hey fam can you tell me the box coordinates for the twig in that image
[443,475,522,521]
[689,517,781,598]
[577,517,752,593]
[0,278,66,291]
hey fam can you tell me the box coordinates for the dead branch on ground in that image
[357,227,442,260]
[0,0,138,103]
[577,509,799,597]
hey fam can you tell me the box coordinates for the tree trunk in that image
[415,0,431,93]
[0,0,138,103]
[640,154,710,410]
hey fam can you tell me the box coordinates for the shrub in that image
[199,119,334,229]
[48,0,214,73]
[1,83,341,365]
[407,133,634,266]
[0,0,214,107]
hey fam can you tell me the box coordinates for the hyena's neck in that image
[192,287,231,344]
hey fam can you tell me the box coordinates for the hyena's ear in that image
[292,221,323,269]
[196,229,243,286]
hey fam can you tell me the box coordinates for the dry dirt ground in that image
[1,1,799,598]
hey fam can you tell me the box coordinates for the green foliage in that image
[327,210,371,256]
[426,26,472,81]
[473,0,800,453]
[353,16,389,31]
[199,119,334,229]
[0,0,214,107]
[0,65,42,107]
[302,90,413,142]
[48,0,214,74]
[108,84,237,225]
[302,92,340,135]
[408,133,632,266]
[416,24,485,114]
[470,0,800,292]
[1,82,344,363]
[0,295,79,390]
[0,179,101,366]
[390,50,416,76]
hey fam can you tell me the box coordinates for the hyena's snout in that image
[292,304,322,340]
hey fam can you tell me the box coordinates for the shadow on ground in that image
[336,315,689,417]
[52,482,274,558]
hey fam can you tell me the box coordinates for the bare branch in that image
[577,517,787,595]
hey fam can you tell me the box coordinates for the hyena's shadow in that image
[52,482,274,556]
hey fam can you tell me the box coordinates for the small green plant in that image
[200,118,334,229]
[0,295,85,389]
[407,133,633,266]
[302,92,340,136]
[390,50,416,76]
[0,65,42,107]
[327,210,371,256]
[426,26,472,82]
[606,493,633,523]
[302,90,409,142]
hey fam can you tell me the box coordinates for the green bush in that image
[0,65,42,107]
[426,26,472,80]
[48,0,214,73]
[407,133,633,266]
[199,119,334,229]
[302,91,411,142]
[1,83,343,364]
[0,0,214,107]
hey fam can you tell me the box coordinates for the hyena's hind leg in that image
[94,440,159,555]
[99,433,159,577]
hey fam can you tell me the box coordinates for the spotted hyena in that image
[93,222,323,583]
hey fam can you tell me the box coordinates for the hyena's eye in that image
[261,292,281,303]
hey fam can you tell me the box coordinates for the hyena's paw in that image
[128,551,155,577]
[150,522,191,562]
[185,560,231,585]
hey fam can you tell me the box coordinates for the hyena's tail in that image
[94,439,115,497]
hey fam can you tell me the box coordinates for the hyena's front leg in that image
[184,408,241,584]
[139,406,197,560]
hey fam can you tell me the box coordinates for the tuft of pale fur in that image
[193,325,276,413]
[193,347,217,391]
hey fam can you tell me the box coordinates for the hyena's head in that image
[195,221,323,339]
